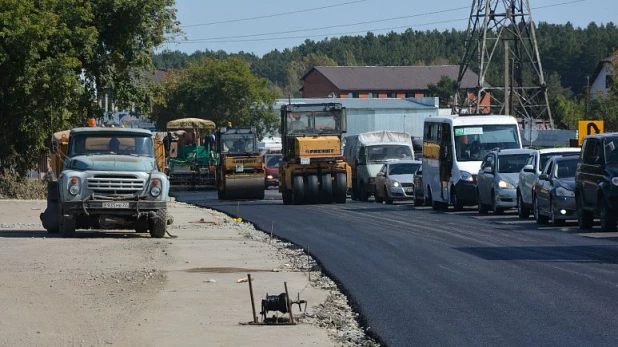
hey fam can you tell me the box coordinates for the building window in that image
[348,92,359,98]
[405,92,414,98]
[388,92,397,98]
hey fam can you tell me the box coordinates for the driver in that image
[289,114,307,132]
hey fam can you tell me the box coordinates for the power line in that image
[186,6,469,42]
[181,0,369,28]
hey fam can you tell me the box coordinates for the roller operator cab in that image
[39,126,171,238]
[279,103,351,205]
[215,126,265,200]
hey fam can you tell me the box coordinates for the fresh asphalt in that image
[175,189,618,347]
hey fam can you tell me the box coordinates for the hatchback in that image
[374,160,421,204]
[533,155,579,226]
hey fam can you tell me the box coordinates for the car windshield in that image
[70,134,154,156]
[388,163,420,175]
[455,124,521,162]
[604,137,618,163]
[265,154,282,167]
[554,158,579,178]
[540,152,579,170]
[367,145,412,162]
[497,153,530,173]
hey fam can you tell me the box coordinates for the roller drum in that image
[221,175,265,200]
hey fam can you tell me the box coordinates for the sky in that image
[165,0,616,57]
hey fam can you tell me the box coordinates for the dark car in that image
[575,133,618,231]
[263,153,282,188]
[532,155,579,226]
[413,165,423,206]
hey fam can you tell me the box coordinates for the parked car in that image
[413,164,424,206]
[575,133,618,231]
[477,148,536,214]
[517,147,581,218]
[263,152,282,188]
[374,159,421,204]
[532,155,579,226]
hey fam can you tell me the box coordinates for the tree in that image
[285,53,337,97]
[0,0,179,176]
[151,58,278,138]
[427,75,457,107]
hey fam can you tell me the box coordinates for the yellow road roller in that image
[215,126,265,200]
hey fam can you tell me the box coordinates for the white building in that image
[589,54,617,100]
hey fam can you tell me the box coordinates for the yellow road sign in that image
[578,120,604,146]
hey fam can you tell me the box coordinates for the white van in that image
[422,115,522,210]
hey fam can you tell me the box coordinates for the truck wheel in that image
[576,194,593,230]
[282,190,292,205]
[292,175,305,205]
[58,210,76,238]
[305,174,319,204]
[320,173,333,203]
[599,197,617,232]
[333,173,347,204]
[149,209,167,238]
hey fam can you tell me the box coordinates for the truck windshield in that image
[367,145,412,162]
[221,134,256,154]
[286,111,340,135]
[70,134,154,157]
[455,124,520,162]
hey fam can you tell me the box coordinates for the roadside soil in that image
[0,199,377,347]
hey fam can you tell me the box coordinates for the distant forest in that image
[154,22,618,99]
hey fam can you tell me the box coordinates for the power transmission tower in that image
[453,0,554,129]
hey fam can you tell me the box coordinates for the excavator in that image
[214,124,265,200]
[279,103,350,204]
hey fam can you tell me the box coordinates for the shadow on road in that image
[456,245,618,263]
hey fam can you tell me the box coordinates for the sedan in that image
[533,155,579,226]
[374,160,421,204]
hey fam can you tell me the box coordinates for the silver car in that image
[477,148,536,214]
[374,160,421,204]
[517,147,581,218]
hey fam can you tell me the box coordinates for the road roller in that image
[279,103,351,205]
[215,125,265,200]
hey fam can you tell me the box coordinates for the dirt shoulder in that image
[0,199,377,347]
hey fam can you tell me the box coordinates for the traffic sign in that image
[578,120,604,146]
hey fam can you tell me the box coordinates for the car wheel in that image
[534,195,549,224]
[385,192,393,205]
[477,189,488,214]
[549,198,565,226]
[451,188,463,212]
[517,192,530,219]
[576,193,594,230]
[599,196,617,232]
[492,191,504,215]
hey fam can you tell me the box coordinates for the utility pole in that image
[453,0,554,129]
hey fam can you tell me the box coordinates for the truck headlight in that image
[498,180,515,189]
[150,178,162,197]
[68,177,80,195]
[556,186,575,197]
[389,181,400,187]
[460,171,474,182]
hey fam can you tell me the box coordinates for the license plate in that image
[406,188,413,193]
[102,202,130,209]
[300,158,310,165]
[235,165,244,173]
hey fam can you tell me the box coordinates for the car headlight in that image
[612,177,618,186]
[150,178,162,197]
[556,186,575,197]
[68,176,80,195]
[389,181,400,187]
[460,170,474,182]
[267,175,273,179]
[498,180,515,189]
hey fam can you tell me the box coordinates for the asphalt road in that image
[176,188,618,347]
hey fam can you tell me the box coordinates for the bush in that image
[0,170,47,200]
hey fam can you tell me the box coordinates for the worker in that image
[109,137,120,153]
[289,114,307,132]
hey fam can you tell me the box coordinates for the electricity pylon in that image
[453,0,554,129]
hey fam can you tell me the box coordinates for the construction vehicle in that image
[39,120,171,238]
[164,118,217,190]
[214,125,265,200]
[279,103,350,204]
[343,131,414,201]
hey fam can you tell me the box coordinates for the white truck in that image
[343,131,414,201]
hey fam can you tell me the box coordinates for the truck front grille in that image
[87,175,145,194]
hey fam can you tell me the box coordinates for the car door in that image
[520,152,537,205]
[375,164,387,199]
[478,153,495,204]
[536,158,554,213]
[581,139,604,206]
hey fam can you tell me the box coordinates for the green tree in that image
[0,0,178,176]
[285,53,337,97]
[427,75,457,107]
[151,58,277,138]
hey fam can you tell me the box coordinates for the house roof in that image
[302,65,482,90]
[590,54,617,85]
